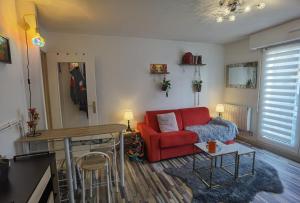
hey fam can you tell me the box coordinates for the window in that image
[260,43,300,146]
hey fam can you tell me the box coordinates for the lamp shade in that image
[216,104,224,113]
[32,33,45,47]
[124,110,134,120]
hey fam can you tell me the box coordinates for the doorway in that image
[46,52,99,129]
[58,62,89,128]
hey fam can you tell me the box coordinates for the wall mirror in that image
[45,52,98,129]
[226,61,258,89]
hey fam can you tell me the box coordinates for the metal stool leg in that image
[113,144,119,192]
[82,170,85,203]
[90,171,93,198]
[106,162,112,203]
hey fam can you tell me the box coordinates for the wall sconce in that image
[32,32,45,47]
[23,14,45,48]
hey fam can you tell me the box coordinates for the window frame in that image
[258,42,300,154]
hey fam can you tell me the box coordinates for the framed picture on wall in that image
[0,35,12,64]
[226,61,258,89]
[150,64,168,74]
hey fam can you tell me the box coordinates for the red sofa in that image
[137,107,212,162]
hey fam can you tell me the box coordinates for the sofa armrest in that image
[137,122,161,162]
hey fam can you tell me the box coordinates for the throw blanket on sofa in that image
[185,118,238,143]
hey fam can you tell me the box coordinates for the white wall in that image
[42,32,224,126]
[224,38,260,135]
[250,18,300,49]
[0,0,27,157]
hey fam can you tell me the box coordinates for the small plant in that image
[27,108,40,137]
[161,77,171,97]
[192,80,203,92]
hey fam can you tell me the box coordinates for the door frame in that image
[46,52,99,129]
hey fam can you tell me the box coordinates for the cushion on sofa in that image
[157,112,179,132]
[180,107,211,127]
[160,131,197,148]
[146,109,183,132]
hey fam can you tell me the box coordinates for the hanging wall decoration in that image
[161,76,171,97]
[179,52,206,106]
[192,80,203,92]
[150,64,169,74]
[150,64,171,97]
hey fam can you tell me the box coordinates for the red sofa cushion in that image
[160,131,197,148]
[146,109,183,132]
[180,107,211,128]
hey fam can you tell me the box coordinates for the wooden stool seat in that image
[80,156,106,171]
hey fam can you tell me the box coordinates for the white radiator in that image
[223,104,252,132]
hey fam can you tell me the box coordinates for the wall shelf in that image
[179,63,206,66]
[150,72,170,75]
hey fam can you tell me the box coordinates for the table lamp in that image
[216,104,224,117]
[124,110,134,132]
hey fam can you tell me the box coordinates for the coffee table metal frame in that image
[192,145,238,189]
[220,150,256,178]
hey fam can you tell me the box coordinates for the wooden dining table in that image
[17,124,127,203]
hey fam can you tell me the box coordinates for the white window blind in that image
[260,43,300,146]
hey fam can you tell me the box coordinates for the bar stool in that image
[90,133,120,192]
[76,152,113,203]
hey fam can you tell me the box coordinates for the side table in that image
[124,131,145,162]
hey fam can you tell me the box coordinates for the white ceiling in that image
[33,0,300,44]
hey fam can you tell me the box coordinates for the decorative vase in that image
[193,84,202,92]
[26,108,41,137]
[161,87,169,97]
[182,52,193,64]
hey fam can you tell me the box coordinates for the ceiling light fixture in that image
[244,6,251,13]
[214,0,266,23]
[229,15,236,21]
[257,2,266,9]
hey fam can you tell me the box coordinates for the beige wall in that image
[224,38,260,135]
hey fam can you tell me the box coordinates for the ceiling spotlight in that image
[216,16,223,23]
[229,15,236,21]
[257,2,266,9]
[244,6,251,13]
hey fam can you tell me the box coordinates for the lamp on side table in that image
[124,110,134,132]
[216,104,225,118]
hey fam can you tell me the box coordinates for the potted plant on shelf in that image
[161,77,171,97]
[192,80,203,92]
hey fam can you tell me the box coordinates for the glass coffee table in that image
[220,143,256,178]
[193,141,238,188]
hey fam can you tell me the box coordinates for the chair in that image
[76,152,113,203]
[90,133,120,192]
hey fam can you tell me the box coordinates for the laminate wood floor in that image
[116,144,300,203]
[57,143,300,202]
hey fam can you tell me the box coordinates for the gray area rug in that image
[164,155,283,203]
